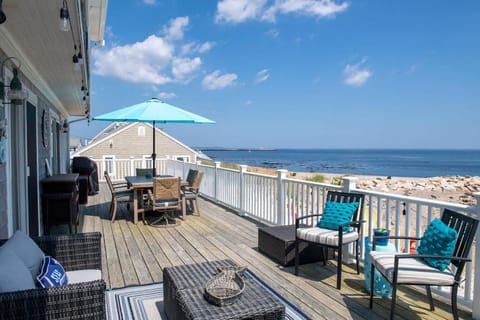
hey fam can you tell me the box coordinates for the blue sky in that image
[70,0,480,149]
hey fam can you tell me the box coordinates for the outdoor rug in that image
[106,270,309,319]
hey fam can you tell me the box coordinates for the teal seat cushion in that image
[317,201,359,232]
[417,218,458,271]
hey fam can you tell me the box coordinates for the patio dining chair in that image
[104,171,133,222]
[294,191,365,290]
[144,177,185,227]
[136,168,154,177]
[182,171,203,216]
[184,169,198,188]
[369,208,478,320]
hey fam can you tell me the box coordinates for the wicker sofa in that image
[0,232,106,319]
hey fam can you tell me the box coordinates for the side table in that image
[258,225,331,266]
[364,238,395,298]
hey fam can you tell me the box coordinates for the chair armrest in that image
[0,280,106,319]
[112,182,129,189]
[295,214,323,228]
[32,232,102,271]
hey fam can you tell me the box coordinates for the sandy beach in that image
[246,166,480,206]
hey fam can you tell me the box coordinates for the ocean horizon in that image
[200,148,480,178]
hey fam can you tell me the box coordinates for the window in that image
[138,126,145,136]
[103,155,115,176]
[143,155,153,168]
[170,155,191,162]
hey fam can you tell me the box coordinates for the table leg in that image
[133,188,139,224]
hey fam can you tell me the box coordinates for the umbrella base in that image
[143,210,181,228]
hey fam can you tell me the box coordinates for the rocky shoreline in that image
[297,173,480,206]
[244,165,480,205]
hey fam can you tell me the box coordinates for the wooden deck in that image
[80,183,471,319]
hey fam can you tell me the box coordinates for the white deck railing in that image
[91,158,480,315]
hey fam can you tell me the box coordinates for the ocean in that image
[201,149,480,178]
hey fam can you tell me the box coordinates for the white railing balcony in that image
[84,157,480,317]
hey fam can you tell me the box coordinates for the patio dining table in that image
[125,175,187,224]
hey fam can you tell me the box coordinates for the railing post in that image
[130,158,135,176]
[342,176,358,263]
[214,161,221,203]
[342,176,357,192]
[473,192,480,319]
[239,165,247,216]
[277,169,288,225]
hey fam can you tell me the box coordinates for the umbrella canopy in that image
[93,98,215,175]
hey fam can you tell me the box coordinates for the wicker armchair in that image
[0,232,106,319]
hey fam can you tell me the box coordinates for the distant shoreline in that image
[199,148,276,151]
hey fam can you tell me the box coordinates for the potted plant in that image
[373,228,390,246]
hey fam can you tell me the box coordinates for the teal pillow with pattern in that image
[317,201,359,232]
[417,218,458,271]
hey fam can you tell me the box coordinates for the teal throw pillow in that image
[317,201,359,232]
[417,218,458,271]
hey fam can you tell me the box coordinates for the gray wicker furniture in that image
[0,232,106,319]
[294,191,365,290]
[258,225,330,266]
[369,209,479,320]
[163,260,285,320]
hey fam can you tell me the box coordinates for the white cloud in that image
[198,41,215,53]
[343,58,372,87]
[202,70,238,90]
[93,35,174,85]
[216,0,268,24]
[181,41,215,56]
[93,18,213,86]
[255,69,270,83]
[143,0,157,5]
[263,0,350,22]
[216,0,349,24]
[171,57,202,82]
[158,92,177,99]
[163,17,189,41]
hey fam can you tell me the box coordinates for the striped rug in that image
[106,270,309,319]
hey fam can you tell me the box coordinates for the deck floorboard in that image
[78,183,471,319]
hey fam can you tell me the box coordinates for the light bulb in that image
[59,7,70,32]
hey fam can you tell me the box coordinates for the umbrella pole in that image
[152,120,156,176]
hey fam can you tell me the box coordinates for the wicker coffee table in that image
[163,260,285,320]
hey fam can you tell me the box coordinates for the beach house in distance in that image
[72,122,199,177]
[0,1,107,238]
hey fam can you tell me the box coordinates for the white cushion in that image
[1,230,45,278]
[0,246,36,293]
[66,269,102,284]
[369,251,455,285]
[296,227,359,246]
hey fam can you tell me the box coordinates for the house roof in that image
[0,0,107,117]
[71,122,198,157]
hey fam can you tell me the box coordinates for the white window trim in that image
[142,155,152,168]
[103,155,116,177]
[169,155,191,162]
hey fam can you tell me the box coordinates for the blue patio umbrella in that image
[93,98,215,175]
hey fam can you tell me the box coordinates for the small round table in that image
[364,238,396,298]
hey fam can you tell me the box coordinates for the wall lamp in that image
[0,57,28,105]
[0,0,6,24]
[59,0,70,32]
